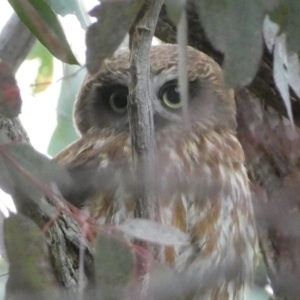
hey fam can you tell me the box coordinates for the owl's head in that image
[75,45,236,135]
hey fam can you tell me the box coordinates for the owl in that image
[55,44,257,299]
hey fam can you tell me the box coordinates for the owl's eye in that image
[160,84,182,109]
[109,91,128,113]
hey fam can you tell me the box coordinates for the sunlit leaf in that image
[45,0,87,29]
[118,219,190,246]
[8,0,79,65]
[273,34,293,124]
[263,15,279,52]
[0,61,22,118]
[196,0,266,87]
[95,234,134,300]
[27,41,54,94]
[86,0,144,74]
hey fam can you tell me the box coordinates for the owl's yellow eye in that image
[161,85,182,109]
[109,92,128,113]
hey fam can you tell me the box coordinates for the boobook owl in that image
[55,44,257,299]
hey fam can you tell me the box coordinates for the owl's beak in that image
[153,112,170,129]
[152,107,183,130]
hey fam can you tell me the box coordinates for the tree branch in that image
[0,13,36,72]
[128,0,164,259]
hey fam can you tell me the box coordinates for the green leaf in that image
[4,214,60,300]
[8,0,79,65]
[86,0,144,74]
[27,41,54,94]
[148,262,183,300]
[95,234,134,300]
[196,0,266,87]
[164,0,186,25]
[45,0,87,29]
[271,0,300,52]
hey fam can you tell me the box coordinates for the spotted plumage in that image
[55,44,257,299]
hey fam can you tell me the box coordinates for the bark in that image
[0,13,36,73]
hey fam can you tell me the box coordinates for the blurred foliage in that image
[0,258,8,300]
[27,41,54,94]
[4,214,60,300]
[85,0,144,74]
[47,64,82,156]
[45,0,87,29]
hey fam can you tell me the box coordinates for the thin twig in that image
[128,0,164,240]
[177,3,189,128]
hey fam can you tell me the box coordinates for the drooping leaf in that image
[8,0,79,65]
[271,0,300,53]
[118,219,190,246]
[273,34,294,124]
[4,214,60,300]
[95,234,134,300]
[196,0,267,87]
[27,41,54,94]
[263,15,280,52]
[164,0,186,25]
[0,61,22,118]
[287,53,300,98]
[86,0,144,74]
[0,143,72,203]
[45,0,87,29]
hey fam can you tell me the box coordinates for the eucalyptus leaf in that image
[95,234,134,300]
[118,219,190,246]
[164,0,186,25]
[287,53,300,98]
[8,0,79,65]
[196,0,265,87]
[4,214,60,300]
[273,34,293,124]
[271,0,300,52]
[263,15,279,52]
[86,0,144,74]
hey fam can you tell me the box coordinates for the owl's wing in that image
[54,133,133,208]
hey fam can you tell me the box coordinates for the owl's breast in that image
[79,129,257,273]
